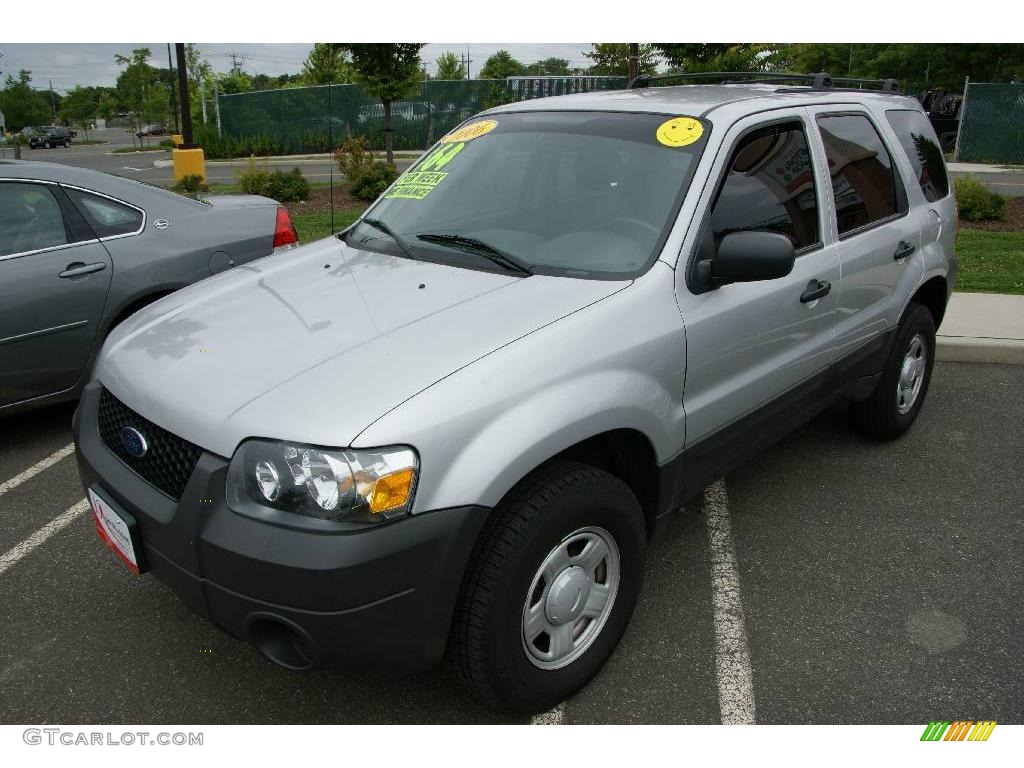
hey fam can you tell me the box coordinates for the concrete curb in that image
[936,337,1024,365]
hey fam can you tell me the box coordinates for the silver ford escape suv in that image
[74,72,957,714]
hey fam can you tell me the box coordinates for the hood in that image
[98,237,628,458]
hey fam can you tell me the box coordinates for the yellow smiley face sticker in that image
[440,119,498,144]
[656,116,704,148]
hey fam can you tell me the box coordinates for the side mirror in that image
[696,231,796,289]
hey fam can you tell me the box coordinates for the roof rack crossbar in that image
[628,70,901,93]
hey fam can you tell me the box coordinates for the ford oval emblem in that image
[120,426,148,458]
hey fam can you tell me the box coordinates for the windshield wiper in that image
[359,217,419,261]
[416,233,533,276]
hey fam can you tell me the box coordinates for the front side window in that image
[0,182,68,257]
[346,111,710,278]
[708,121,820,251]
[64,188,143,238]
[885,109,950,202]
[817,114,905,236]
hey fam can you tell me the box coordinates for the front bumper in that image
[74,382,489,672]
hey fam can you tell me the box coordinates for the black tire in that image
[448,461,646,714]
[852,302,936,439]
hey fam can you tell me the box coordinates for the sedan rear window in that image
[64,189,143,238]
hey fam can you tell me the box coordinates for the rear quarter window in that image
[885,109,950,202]
[64,188,144,238]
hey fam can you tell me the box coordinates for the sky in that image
[0,43,595,93]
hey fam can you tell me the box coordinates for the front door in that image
[0,180,113,406]
[675,108,839,491]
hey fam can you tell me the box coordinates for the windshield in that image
[346,111,709,279]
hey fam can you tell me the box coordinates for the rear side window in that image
[709,121,820,250]
[64,188,143,238]
[885,110,950,202]
[0,182,68,256]
[817,114,905,236]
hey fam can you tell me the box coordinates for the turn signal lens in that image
[369,468,415,514]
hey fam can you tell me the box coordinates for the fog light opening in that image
[248,616,318,671]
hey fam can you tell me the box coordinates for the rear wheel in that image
[448,461,646,713]
[852,302,936,439]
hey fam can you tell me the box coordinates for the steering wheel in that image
[602,217,661,242]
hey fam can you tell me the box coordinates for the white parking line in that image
[530,702,565,724]
[703,479,757,724]
[0,499,89,577]
[0,443,75,497]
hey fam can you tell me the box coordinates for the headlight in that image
[227,439,418,526]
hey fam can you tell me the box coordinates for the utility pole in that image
[466,44,472,79]
[167,43,180,133]
[200,77,208,124]
[213,77,222,136]
[174,43,194,146]
[48,79,57,121]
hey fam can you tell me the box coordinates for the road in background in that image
[4,128,412,187]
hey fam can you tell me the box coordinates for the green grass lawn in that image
[955,229,1024,295]
[291,209,365,243]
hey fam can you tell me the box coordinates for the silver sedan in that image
[0,160,300,416]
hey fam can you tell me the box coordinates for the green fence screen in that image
[215,77,628,156]
[957,82,1024,164]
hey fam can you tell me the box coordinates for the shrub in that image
[955,176,1008,221]
[171,174,209,194]
[334,137,398,201]
[236,156,271,195]
[235,157,310,202]
[265,167,311,202]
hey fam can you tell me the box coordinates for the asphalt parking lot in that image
[0,361,1021,724]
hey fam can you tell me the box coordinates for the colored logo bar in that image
[921,721,997,741]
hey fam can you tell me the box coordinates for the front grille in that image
[98,388,201,500]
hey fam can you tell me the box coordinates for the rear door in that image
[0,180,113,406]
[676,108,839,488]
[807,108,923,364]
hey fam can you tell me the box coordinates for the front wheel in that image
[852,302,936,439]
[448,461,646,713]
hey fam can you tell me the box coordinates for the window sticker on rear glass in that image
[384,141,467,200]
[656,116,703,147]
[440,118,498,143]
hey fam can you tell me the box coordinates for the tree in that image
[524,57,571,76]
[217,70,253,95]
[435,51,466,81]
[301,43,353,85]
[653,44,783,74]
[60,85,100,139]
[333,43,425,164]
[184,43,213,125]
[584,44,657,78]
[115,48,163,146]
[0,70,51,130]
[479,50,526,80]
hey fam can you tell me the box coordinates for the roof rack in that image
[628,71,902,93]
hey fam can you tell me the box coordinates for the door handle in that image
[59,262,107,278]
[893,241,916,260]
[800,279,831,304]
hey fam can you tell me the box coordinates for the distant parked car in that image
[29,125,72,148]
[136,123,166,137]
[0,160,300,416]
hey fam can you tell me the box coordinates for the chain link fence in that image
[956,82,1024,164]
[214,76,627,157]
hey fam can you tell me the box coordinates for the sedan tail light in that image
[272,206,299,251]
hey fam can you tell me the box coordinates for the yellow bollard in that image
[172,147,206,183]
